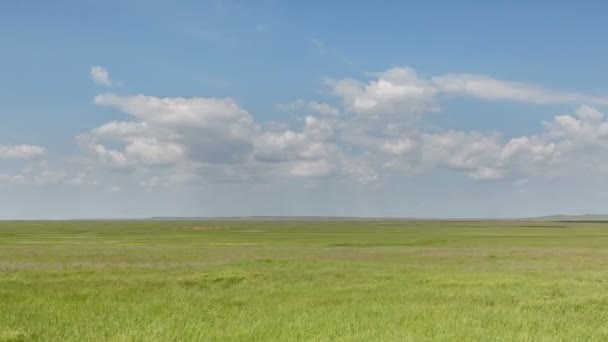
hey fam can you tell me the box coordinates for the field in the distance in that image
[3,220,608,341]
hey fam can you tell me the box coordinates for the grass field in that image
[2,220,608,341]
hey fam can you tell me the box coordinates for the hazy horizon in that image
[3,213,608,221]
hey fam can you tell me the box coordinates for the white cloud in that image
[90,121,150,137]
[373,106,608,181]
[0,160,101,188]
[308,101,340,116]
[470,167,506,181]
[543,105,608,143]
[84,94,354,186]
[421,131,501,171]
[328,67,438,118]
[279,100,339,117]
[329,101,608,182]
[94,94,252,128]
[254,130,307,163]
[88,144,130,170]
[501,136,557,163]
[328,67,608,119]
[382,139,415,155]
[379,130,503,177]
[290,159,332,177]
[71,66,608,192]
[89,94,257,166]
[77,120,184,169]
[9,63,608,220]
[0,145,46,159]
[90,65,120,87]
[321,66,608,181]
[433,74,608,105]
[124,138,186,166]
[85,88,389,190]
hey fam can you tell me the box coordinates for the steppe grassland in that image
[2,220,608,341]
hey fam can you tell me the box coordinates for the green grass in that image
[3,220,608,341]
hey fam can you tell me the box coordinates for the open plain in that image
[2,220,608,341]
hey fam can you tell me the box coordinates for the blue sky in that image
[2,1,608,218]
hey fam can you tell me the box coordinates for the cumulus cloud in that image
[90,65,120,87]
[543,105,608,143]
[328,67,438,118]
[378,130,503,178]
[329,101,608,181]
[279,100,340,117]
[0,145,46,159]
[78,120,187,169]
[319,66,608,180]
[94,94,251,127]
[470,167,506,181]
[124,139,186,166]
[85,144,131,170]
[88,94,258,166]
[328,67,608,120]
[501,136,556,163]
[81,93,357,186]
[0,159,102,188]
[308,101,340,117]
[70,65,608,191]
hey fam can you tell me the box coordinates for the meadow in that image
[2,220,608,341]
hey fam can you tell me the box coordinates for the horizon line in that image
[0,214,606,221]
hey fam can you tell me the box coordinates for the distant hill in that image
[147,216,421,221]
[529,214,608,221]
[148,215,608,222]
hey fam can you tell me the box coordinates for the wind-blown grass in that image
[2,220,608,341]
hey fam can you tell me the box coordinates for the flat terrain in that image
[2,220,608,341]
